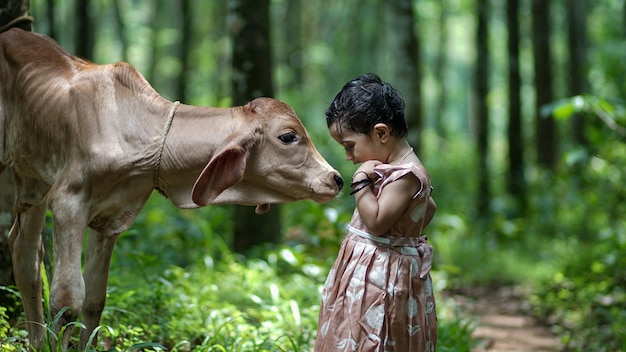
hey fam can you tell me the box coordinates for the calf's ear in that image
[192,144,248,206]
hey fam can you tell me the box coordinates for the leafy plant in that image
[526,96,626,351]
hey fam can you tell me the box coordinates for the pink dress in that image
[315,162,437,352]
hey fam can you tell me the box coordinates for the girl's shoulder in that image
[374,162,431,198]
[374,161,429,183]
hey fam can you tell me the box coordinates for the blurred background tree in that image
[1,0,625,350]
[229,0,282,253]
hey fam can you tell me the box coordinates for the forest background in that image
[0,0,625,351]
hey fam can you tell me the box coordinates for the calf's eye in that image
[278,132,298,144]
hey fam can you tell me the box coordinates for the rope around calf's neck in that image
[154,101,180,195]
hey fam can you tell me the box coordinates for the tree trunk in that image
[474,0,490,217]
[45,0,55,39]
[388,0,423,152]
[566,0,588,146]
[213,0,229,104]
[433,1,449,141]
[176,0,191,102]
[531,0,557,170]
[75,0,94,60]
[284,0,303,91]
[230,0,281,253]
[507,0,526,213]
[147,0,163,84]
[112,0,128,63]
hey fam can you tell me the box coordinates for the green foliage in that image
[523,96,626,351]
[105,251,323,351]
[3,196,474,351]
[0,306,25,352]
[417,95,626,350]
[6,248,473,351]
[434,295,477,352]
[113,195,234,273]
[548,95,626,139]
[99,204,475,351]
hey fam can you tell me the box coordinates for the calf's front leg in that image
[79,229,118,349]
[48,198,88,349]
[8,203,47,348]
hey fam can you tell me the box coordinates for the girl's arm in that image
[352,169,420,236]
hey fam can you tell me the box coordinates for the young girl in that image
[315,73,437,352]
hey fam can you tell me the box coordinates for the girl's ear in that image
[373,123,390,143]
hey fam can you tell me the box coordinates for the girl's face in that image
[329,123,384,164]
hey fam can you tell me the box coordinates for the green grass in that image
[1,267,475,351]
[1,241,475,351]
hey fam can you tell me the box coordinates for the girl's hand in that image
[354,160,382,180]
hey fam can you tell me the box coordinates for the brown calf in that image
[0,28,343,349]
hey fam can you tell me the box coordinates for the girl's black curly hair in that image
[326,73,408,138]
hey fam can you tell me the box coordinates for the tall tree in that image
[284,0,303,91]
[388,0,423,152]
[176,0,191,102]
[75,0,94,60]
[566,0,588,146]
[217,1,230,104]
[507,0,526,212]
[474,0,490,216]
[147,0,163,85]
[531,0,557,169]
[45,0,55,39]
[112,0,128,63]
[230,0,281,253]
[433,0,449,140]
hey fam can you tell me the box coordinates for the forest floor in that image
[446,286,562,352]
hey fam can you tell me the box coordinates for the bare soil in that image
[446,286,561,352]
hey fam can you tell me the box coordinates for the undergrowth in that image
[1,191,475,351]
[1,246,475,351]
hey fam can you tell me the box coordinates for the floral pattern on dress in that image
[315,162,437,352]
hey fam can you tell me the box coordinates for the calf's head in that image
[192,98,343,213]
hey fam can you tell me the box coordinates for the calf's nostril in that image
[334,174,344,190]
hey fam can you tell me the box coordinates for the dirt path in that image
[446,286,561,352]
